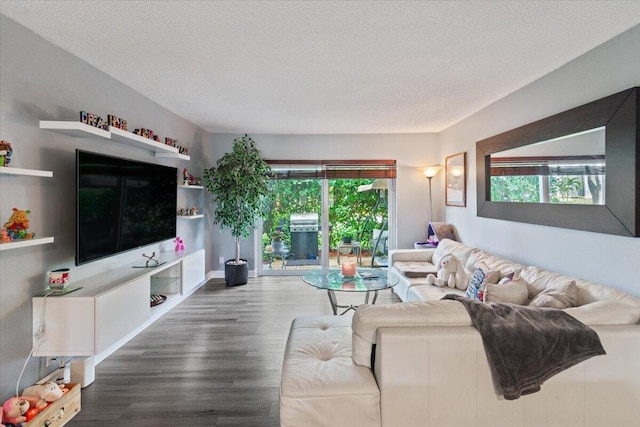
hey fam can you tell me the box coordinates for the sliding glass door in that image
[261,174,323,273]
[256,161,396,276]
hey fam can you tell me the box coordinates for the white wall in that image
[208,133,441,270]
[439,25,640,297]
[0,15,210,401]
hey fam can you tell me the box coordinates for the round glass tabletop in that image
[302,267,398,292]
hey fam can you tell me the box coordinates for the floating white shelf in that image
[177,215,204,220]
[0,167,53,177]
[39,120,110,138]
[39,120,190,160]
[0,237,54,251]
[156,152,190,160]
[178,185,204,190]
[109,127,179,155]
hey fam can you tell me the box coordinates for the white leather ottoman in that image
[280,316,381,427]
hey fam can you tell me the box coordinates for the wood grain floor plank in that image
[68,275,400,425]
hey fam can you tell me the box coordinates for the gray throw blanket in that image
[443,294,606,400]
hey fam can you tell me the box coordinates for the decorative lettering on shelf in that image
[80,111,108,130]
[78,111,190,155]
[107,114,128,131]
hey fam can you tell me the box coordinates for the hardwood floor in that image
[68,275,400,426]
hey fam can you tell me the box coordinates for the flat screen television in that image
[76,150,177,265]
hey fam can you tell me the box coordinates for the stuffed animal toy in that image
[0,140,12,167]
[3,208,34,240]
[22,381,64,408]
[426,254,469,290]
[2,396,31,425]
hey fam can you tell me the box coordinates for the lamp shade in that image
[422,165,443,178]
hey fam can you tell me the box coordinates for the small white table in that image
[337,242,362,265]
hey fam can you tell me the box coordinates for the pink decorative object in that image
[341,260,357,277]
[174,237,185,252]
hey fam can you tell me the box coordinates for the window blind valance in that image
[266,160,396,179]
[490,155,605,177]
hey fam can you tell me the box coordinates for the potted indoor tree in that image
[203,134,272,286]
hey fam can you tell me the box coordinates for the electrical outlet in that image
[219,256,225,264]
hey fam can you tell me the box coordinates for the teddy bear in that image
[22,381,64,408]
[3,208,34,240]
[426,254,469,290]
[0,140,12,167]
[2,396,31,425]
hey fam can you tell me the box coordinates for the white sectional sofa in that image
[280,240,640,427]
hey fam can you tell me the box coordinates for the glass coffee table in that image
[302,268,399,315]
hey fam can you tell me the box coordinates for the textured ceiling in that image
[2,1,639,134]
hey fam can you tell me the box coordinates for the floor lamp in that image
[423,166,443,225]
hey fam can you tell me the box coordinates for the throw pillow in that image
[498,276,512,285]
[528,280,579,309]
[497,271,517,285]
[476,263,501,285]
[465,268,487,300]
[485,279,528,305]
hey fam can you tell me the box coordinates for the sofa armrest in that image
[389,249,436,265]
[373,324,640,427]
[373,326,484,427]
[351,300,471,367]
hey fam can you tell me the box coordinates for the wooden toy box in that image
[25,383,80,427]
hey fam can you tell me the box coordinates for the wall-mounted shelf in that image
[39,120,190,160]
[156,152,190,160]
[109,126,179,156]
[178,185,204,190]
[0,237,54,251]
[177,215,204,220]
[0,167,53,177]
[39,120,110,138]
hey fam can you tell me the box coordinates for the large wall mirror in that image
[476,87,639,237]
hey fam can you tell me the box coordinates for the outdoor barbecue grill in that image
[289,213,319,260]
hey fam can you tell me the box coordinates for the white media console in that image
[32,249,206,366]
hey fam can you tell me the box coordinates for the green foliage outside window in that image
[491,175,598,205]
[490,176,540,202]
[262,178,387,251]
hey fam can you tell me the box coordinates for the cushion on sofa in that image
[563,300,640,325]
[431,239,477,274]
[574,279,640,307]
[393,261,437,278]
[498,272,515,285]
[485,278,528,305]
[529,280,579,309]
[280,316,381,426]
[464,250,490,273]
[465,268,487,300]
[465,267,499,300]
[519,266,575,298]
[407,283,465,302]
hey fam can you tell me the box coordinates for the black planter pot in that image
[224,259,248,286]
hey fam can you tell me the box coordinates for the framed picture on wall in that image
[445,152,466,207]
